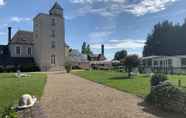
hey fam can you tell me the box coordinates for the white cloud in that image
[70,0,127,4]
[10,17,31,23]
[91,39,146,49]
[88,31,113,44]
[89,31,112,38]
[126,0,176,16]
[70,0,177,17]
[0,0,6,6]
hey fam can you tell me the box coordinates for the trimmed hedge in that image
[20,64,40,72]
[0,64,40,73]
[146,81,186,114]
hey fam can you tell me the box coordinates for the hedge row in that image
[0,64,40,73]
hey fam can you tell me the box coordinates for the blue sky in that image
[0,0,186,60]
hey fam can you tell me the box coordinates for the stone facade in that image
[9,31,33,58]
[33,2,65,71]
[2,2,67,71]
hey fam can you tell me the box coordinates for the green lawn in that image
[73,70,186,97]
[0,73,47,116]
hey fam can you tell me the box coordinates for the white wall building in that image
[141,55,186,74]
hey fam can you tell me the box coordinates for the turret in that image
[49,2,63,17]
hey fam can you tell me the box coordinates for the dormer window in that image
[21,38,26,41]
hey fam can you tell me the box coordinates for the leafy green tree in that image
[81,42,87,54]
[81,42,93,56]
[121,55,140,78]
[114,50,127,61]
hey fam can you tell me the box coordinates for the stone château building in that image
[0,2,68,71]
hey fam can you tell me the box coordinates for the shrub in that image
[72,65,81,70]
[1,105,17,118]
[0,64,40,73]
[65,61,72,73]
[5,67,17,73]
[145,82,186,113]
[0,67,3,72]
[20,64,40,72]
[151,74,168,87]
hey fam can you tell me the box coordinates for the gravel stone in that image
[40,72,185,118]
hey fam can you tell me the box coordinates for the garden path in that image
[40,72,185,118]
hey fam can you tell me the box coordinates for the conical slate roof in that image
[50,2,63,11]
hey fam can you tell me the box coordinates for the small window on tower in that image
[35,33,38,38]
[51,41,56,48]
[52,18,56,26]
[51,30,55,37]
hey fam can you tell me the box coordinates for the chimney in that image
[8,27,11,43]
[101,44,104,56]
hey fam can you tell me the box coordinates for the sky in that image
[0,0,186,60]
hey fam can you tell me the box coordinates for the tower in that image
[33,2,65,71]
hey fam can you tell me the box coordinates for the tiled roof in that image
[10,30,33,45]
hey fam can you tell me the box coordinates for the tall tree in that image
[114,50,127,61]
[81,42,93,56]
[143,20,186,56]
[81,42,87,54]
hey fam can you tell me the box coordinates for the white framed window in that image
[28,47,32,56]
[16,46,21,56]
[51,55,56,64]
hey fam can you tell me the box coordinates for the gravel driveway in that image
[40,72,185,118]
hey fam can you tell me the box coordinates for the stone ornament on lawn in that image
[15,70,31,78]
[17,94,37,109]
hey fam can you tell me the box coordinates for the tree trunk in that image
[128,67,132,78]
